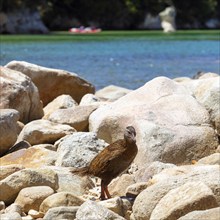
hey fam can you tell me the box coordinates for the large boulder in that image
[197,153,220,165]
[181,76,220,134]
[95,85,132,102]
[76,200,125,220]
[46,166,94,196]
[0,146,58,168]
[150,181,218,220]
[0,66,43,123]
[16,119,75,145]
[0,168,58,205]
[134,161,176,182]
[5,61,95,105]
[44,206,79,220]
[48,105,97,131]
[43,94,78,119]
[89,77,218,167]
[15,186,54,213]
[108,174,135,197]
[39,192,84,214]
[0,165,24,181]
[178,207,220,220]
[0,212,22,220]
[55,132,107,167]
[132,165,220,220]
[0,109,20,156]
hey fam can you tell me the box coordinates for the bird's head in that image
[124,126,136,143]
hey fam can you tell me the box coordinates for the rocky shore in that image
[0,61,219,220]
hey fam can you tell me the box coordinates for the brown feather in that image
[70,166,90,176]
[71,126,138,199]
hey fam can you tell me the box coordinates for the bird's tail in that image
[70,166,90,176]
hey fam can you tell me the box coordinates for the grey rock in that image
[43,94,78,119]
[132,165,220,220]
[48,105,97,131]
[0,212,22,220]
[5,61,95,105]
[76,200,125,220]
[0,168,58,205]
[150,181,218,220]
[0,66,43,123]
[0,109,20,156]
[55,132,108,167]
[178,207,220,220]
[17,119,75,145]
[39,192,84,214]
[43,206,79,220]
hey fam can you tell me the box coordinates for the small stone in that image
[43,206,79,220]
[197,153,220,165]
[39,192,84,214]
[126,182,149,197]
[28,209,44,218]
[21,215,34,220]
[0,212,22,220]
[178,207,220,220]
[216,145,220,153]
[0,201,5,211]
[99,197,123,216]
[15,186,54,213]
[109,174,135,197]
[76,200,125,220]
[150,181,218,220]
[5,203,22,215]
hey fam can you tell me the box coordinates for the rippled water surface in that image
[1,31,219,90]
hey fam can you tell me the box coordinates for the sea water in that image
[1,37,219,90]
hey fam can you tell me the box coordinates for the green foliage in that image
[0,0,219,29]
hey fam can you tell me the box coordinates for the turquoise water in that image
[1,37,219,90]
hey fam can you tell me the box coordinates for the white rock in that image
[90,77,218,166]
[150,181,218,220]
[0,165,25,181]
[5,61,95,105]
[46,166,94,196]
[0,168,58,205]
[17,119,75,145]
[55,132,107,167]
[178,207,220,220]
[15,186,54,213]
[0,201,5,211]
[99,197,124,216]
[39,192,84,214]
[80,93,101,105]
[48,105,97,131]
[134,161,176,182]
[197,153,220,165]
[0,212,22,220]
[28,209,44,218]
[132,165,220,220]
[0,66,43,123]
[43,94,78,119]
[181,76,220,134]
[43,206,79,220]
[5,203,22,215]
[0,147,57,168]
[0,109,20,156]
[76,200,125,220]
[95,85,132,102]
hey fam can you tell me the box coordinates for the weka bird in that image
[71,126,138,200]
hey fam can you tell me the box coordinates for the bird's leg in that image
[104,185,111,199]
[100,180,106,200]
